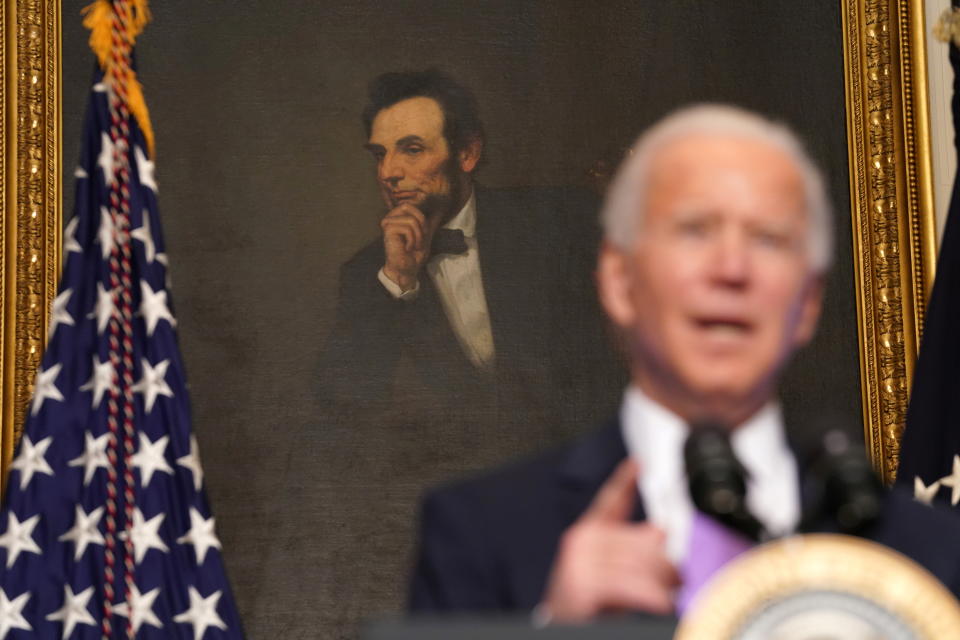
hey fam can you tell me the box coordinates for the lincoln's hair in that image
[362,69,485,156]
[601,104,833,274]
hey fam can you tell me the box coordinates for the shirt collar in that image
[730,401,789,484]
[621,385,688,479]
[620,385,786,477]
[620,385,797,551]
[443,189,476,238]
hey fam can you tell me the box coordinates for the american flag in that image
[899,3,960,504]
[0,3,244,638]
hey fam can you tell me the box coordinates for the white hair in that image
[600,104,833,274]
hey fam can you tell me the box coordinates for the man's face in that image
[366,96,464,220]
[599,134,823,421]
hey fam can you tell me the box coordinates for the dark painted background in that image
[62,1,858,637]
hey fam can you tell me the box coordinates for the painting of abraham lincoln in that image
[57,1,858,637]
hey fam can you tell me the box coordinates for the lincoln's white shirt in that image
[620,386,800,563]
[377,191,496,370]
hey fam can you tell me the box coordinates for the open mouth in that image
[692,318,753,337]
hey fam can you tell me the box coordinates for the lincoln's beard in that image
[420,158,466,224]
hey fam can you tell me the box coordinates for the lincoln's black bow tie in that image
[430,228,469,257]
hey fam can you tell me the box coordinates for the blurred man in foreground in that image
[408,105,960,618]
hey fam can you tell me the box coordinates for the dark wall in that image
[62,1,859,637]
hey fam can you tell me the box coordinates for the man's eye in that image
[677,220,710,237]
[754,229,790,248]
[403,146,424,155]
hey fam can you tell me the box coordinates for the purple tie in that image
[675,510,754,614]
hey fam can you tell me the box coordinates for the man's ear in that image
[597,242,636,330]
[792,275,824,348]
[458,137,482,173]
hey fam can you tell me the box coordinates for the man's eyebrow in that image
[395,135,425,146]
[363,136,425,153]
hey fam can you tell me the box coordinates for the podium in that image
[364,615,676,639]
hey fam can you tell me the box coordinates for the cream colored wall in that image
[926,0,957,245]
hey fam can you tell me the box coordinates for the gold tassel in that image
[81,0,156,158]
[128,0,152,39]
[81,0,113,68]
[126,79,156,159]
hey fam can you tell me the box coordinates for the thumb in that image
[584,458,640,523]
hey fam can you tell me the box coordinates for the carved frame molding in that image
[0,0,60,489]
[0,0,938,487]
[843,0,937,484]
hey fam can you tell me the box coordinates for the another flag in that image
[898,3,960,507]
[0,1,244,637]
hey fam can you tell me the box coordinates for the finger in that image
[397,203,427,227]
[381,217,424,252]
[584,458,640,523]
[626,547,680,588]
[595,526,678,587]
[388,204,432,250]
[382,222,417,253]
[384,203,427,228]
[382,212,427,251]
[605,574,675,616]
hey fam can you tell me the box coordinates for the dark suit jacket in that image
[318,185,625,441]
[409,419,960,611]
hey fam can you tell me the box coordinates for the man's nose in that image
[708,230,750,288]
[378,152,403,184]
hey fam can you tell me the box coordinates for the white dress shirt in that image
[377,191,496,370]
[620,386,800,563]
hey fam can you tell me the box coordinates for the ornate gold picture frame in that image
[0,0,939,487]
[843,0,938,484]
[0,0,62,486]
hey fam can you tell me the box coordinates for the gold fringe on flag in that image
[81,0,156,157]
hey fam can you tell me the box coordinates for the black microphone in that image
[799,430,884,536]
[684,422,765,541]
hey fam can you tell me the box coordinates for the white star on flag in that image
[97,131,116,186]
[48,290,75,337]
[938,455,960,506]
[63,217,83,254]
[140,280,176,336]
[72,166,88,179]
[135,145,158,193]
[92,81,107,93]
[78,355,116,408]
[88,282,118,334]
[45,585,96,639]
[131,209,157,263]
[0,589,31,639]
[177,507,222,564]
[173,587,227,640]
[97,205,116,259]
[131,358,174,413]
[0,513,41,568]
[177,435,205,491]
[112,583,163,633]
[57,505,105,560]
[10,435,54,490]
[30,363,64,416]
[68,431,112,486]
[131,433,173,487]
[157,252,172,289]
[122,507,169,564]
[914,476,941,505]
